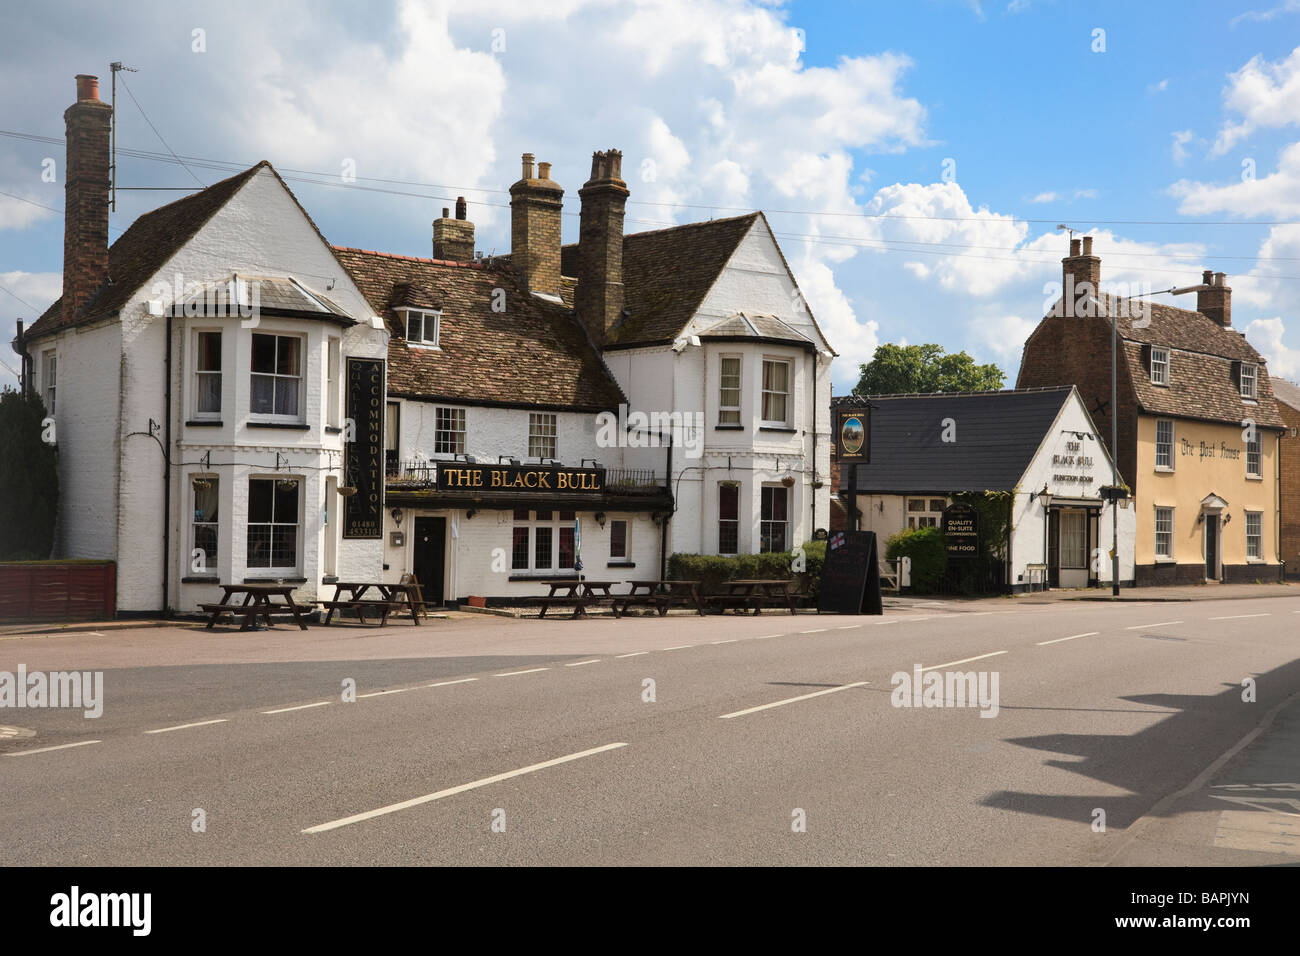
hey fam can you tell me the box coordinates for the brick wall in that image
[1279,398,1300,577]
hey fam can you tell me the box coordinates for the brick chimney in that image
[1061,234,1101,310]
[433,195,474,261]
[1198,270,1232,327]
[576,149,629,347]
[509,153,564,296]
[62,74,112,327]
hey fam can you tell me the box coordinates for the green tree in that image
[854,343,1005,395]
[0,387,58,560]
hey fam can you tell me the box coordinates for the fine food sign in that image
[344,358,385,538]
[942,503,978,558]
[438,463,606,494]
[834,406,870,463]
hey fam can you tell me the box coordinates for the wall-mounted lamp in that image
[390,507,404,527]
[877,500,884,513]
[1224,512,1232,525]
[1197,512,1205,525]
[1038,484,1053,508]
[594,511,607,528]
[581,458,602,469]
[466,508,477,520]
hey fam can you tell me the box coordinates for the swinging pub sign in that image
[343,357,385,538]
[834,405,870,463]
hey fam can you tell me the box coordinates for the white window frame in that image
[529,413,557,460]
[1240,363,1257,400]
[249,333,305,423]
[718,484,740,555]
[760,484,789,553]
[191,477,219,575]
[907,497,945,529]
[246,477,301,574]
[435,406,466,456]
[510,508,578,572]
[718,354,742,426]
[1245,511,1262,560]
[609,519,629,560]
[42,350,56,416]
[1059,510,1087,569]
[1150,347,1169,386]
[404,309,441,349]
[194,330,222,420]
[760,358,791,427]
[326,337,340,429]
[1246,434,1262,478]
[1155,419,1174,471]
[1154,506,1174,559]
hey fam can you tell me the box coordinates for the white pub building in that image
[13,75,834,613]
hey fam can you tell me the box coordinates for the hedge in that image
[884,526,947,593]
[669,541,825,602]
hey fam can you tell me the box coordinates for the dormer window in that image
[404,309,440,348]
[1239,363,1257,400]
[1150,347,1169,386]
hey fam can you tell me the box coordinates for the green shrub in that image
[0,388,58,561]
[885,526,947,593]
[669,542,824,600]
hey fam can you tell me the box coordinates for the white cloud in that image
[1230,0,1300,27]
[1171,129,1194,166]
[795,256,877,387]
[0,191,55,232]
[1212,45,1300,155]
[1246,316,1300,378]
[1170,140,1300,216]
[1030,191,1059,204]
[969,313,1036,367]
[1148,78,1169,94]
[0,270,61,388]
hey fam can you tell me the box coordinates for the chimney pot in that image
[1070,238,1081,257]
[538,162,551,181]
[1197,272,1232,327]
[577,148,631,347]
[1214,271,1227,287]
[455,196,467,220]
[442,207,450,218]
[75,74,99,101]
[521,153,535,180]
[1203,270,1213,286]
[509,150,564,295]
[1081,235,1093,256]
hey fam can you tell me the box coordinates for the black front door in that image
[413,517,446,606]
[1047,510,1060,588]
[1204,514,1218,580]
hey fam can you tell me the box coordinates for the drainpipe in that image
[162,311,172,617]
[661,436,672,580]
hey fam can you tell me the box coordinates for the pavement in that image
[1,593,1299,865]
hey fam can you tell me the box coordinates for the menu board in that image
[817,530,883,615]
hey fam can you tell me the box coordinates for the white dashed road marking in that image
[493,668,550,677]
[144,719,227,735]
[1125,621,1182,630]
[4,740,101,757]
[920,651,1007,672]
[263,701,330,714]
[427,678,478,688]
[1209,613,1271,621]
[719,682,870,719]
[1036,632,1099,646]
[565,659,601,667]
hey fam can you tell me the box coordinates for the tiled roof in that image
[171,275,353,322]
[1094,295,1285,428]
[26,163,266,339]
[1270,377,1300,412]
[834,387,1081,494]
[560,212,760,347]
[332,247,627,411]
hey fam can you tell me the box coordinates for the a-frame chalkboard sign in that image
[817,530,884,615]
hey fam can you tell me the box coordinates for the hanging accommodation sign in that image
[343,358,385,538]
[834,405,870,463]
[942,503,978,558]
[437,463,606,494]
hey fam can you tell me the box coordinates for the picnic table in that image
[199,584,313,631]
[707,579,799,616]
[534,579,619,619]
[321,582,423,627]
[613,580,706,617]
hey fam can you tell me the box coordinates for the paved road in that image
[1,596,1298,865]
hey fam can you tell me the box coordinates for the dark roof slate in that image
[332,247,626,411]
[833,388,1077,494]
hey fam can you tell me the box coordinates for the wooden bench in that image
[199,602,269,630]
[320,599,407,627]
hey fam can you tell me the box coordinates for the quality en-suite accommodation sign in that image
[344,358,385,538]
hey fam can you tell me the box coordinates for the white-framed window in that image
[1245,511,1262,560]
[1247,434,1261,478]
[250,333,303,419]
[326,337,340,429]
[907,497,946,529]
[192,477,219,574]
[435,407,466,455]
[1240,363,1257,399]
[195,331,222,417]
[1059,510,1086,569]
[761,359,791,425]
[42,350,56,415]
[246,477,300,571]
[718,484,739,555]
[1154,506,1174,558]
[510,508,577,571]
[609,519,629,560]
[529,413,557,459]
[405,309,440,348]
[719,355,742,425]
[1155,419,1174,470]
[1150,347,1169,386]
[760,485,789,553]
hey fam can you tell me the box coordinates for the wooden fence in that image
[0,561,116,622]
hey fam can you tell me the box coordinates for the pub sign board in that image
[942,502,978,558]
[834,406,870,463]
[343,358,385,538]
[438,463,606,494]
[817,530,884,615]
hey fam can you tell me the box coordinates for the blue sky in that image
[4,0,1300,392]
